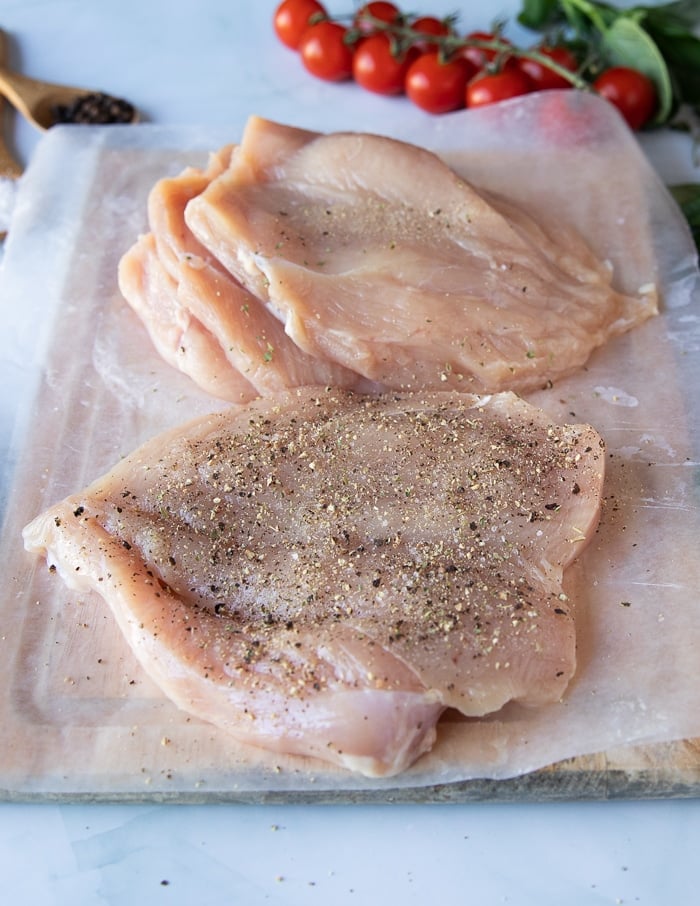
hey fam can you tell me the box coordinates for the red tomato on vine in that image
[299,21,354,82]
[274,0,327,51]
[466,67,533,108]
[406,52,475,114]
[593,66,657,130]
[460,31,511,69]
[354,2,402,34]
[353,33,415,95]
[411,16,452,53]
[272,2,668,134]
[518,46,578,91]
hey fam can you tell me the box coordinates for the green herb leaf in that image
[516,0,700,125]
[669,183,700,249]
[517,0,562,30]
[642,1,700,33]
[600,16,675,122]
[561,0,620,34]
[650,30,700,107]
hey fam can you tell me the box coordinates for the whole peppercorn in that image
[51,92,136,125]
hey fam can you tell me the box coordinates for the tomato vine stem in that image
[336,11,589,89]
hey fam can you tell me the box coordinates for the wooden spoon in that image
[0,123,22,179]
[0,29,21,179]
[0,29,137,131]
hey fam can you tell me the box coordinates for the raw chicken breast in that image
[147,145,235,278]
[118,233,257,401]
[185,116,657,393]
[24,388,605,777]
[119,147,372,401]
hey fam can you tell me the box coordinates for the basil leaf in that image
[559,0,608,35]
[563,0,621,32]
[517,0,562,30]
[601,16,674,122]
[642,1,700,33]
[651,31,700,107]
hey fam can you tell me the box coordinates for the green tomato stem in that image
[347,15,589,89]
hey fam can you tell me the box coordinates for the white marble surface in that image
[0,1,699,903]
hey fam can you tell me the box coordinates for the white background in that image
[0,1,698,903]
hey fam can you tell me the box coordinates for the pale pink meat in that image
[185,116,657,393]
[147,145,235,278]
[118,233,257,401]
[23,388,605,777]
[119,147,371,401]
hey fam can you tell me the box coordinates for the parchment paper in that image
[1,91,699,798]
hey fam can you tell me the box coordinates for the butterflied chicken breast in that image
[119,147,372,401]
[185,116,657,393]
[24,388,604,777]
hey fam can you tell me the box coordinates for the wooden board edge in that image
[2,738,699,805]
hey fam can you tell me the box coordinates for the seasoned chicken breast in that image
[118,116,657,403]
[185,116,657,393]
[24,388,604,777]
[119,146,373,401]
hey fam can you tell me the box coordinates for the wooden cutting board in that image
[1,557,699,804]
[1,107,700,803]
[2,471,699,803]
[1,554,699,803]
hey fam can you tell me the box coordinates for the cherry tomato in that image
[593,66,657,130]
[273,0,327,51]
[518,45,578,91]
[353,33,414,95]
[460,31,511,69]
[405,52,474,114]
[354,2,402,35]
[410,16,452,53]
[299,21,354,82]
[466,67,533,108]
